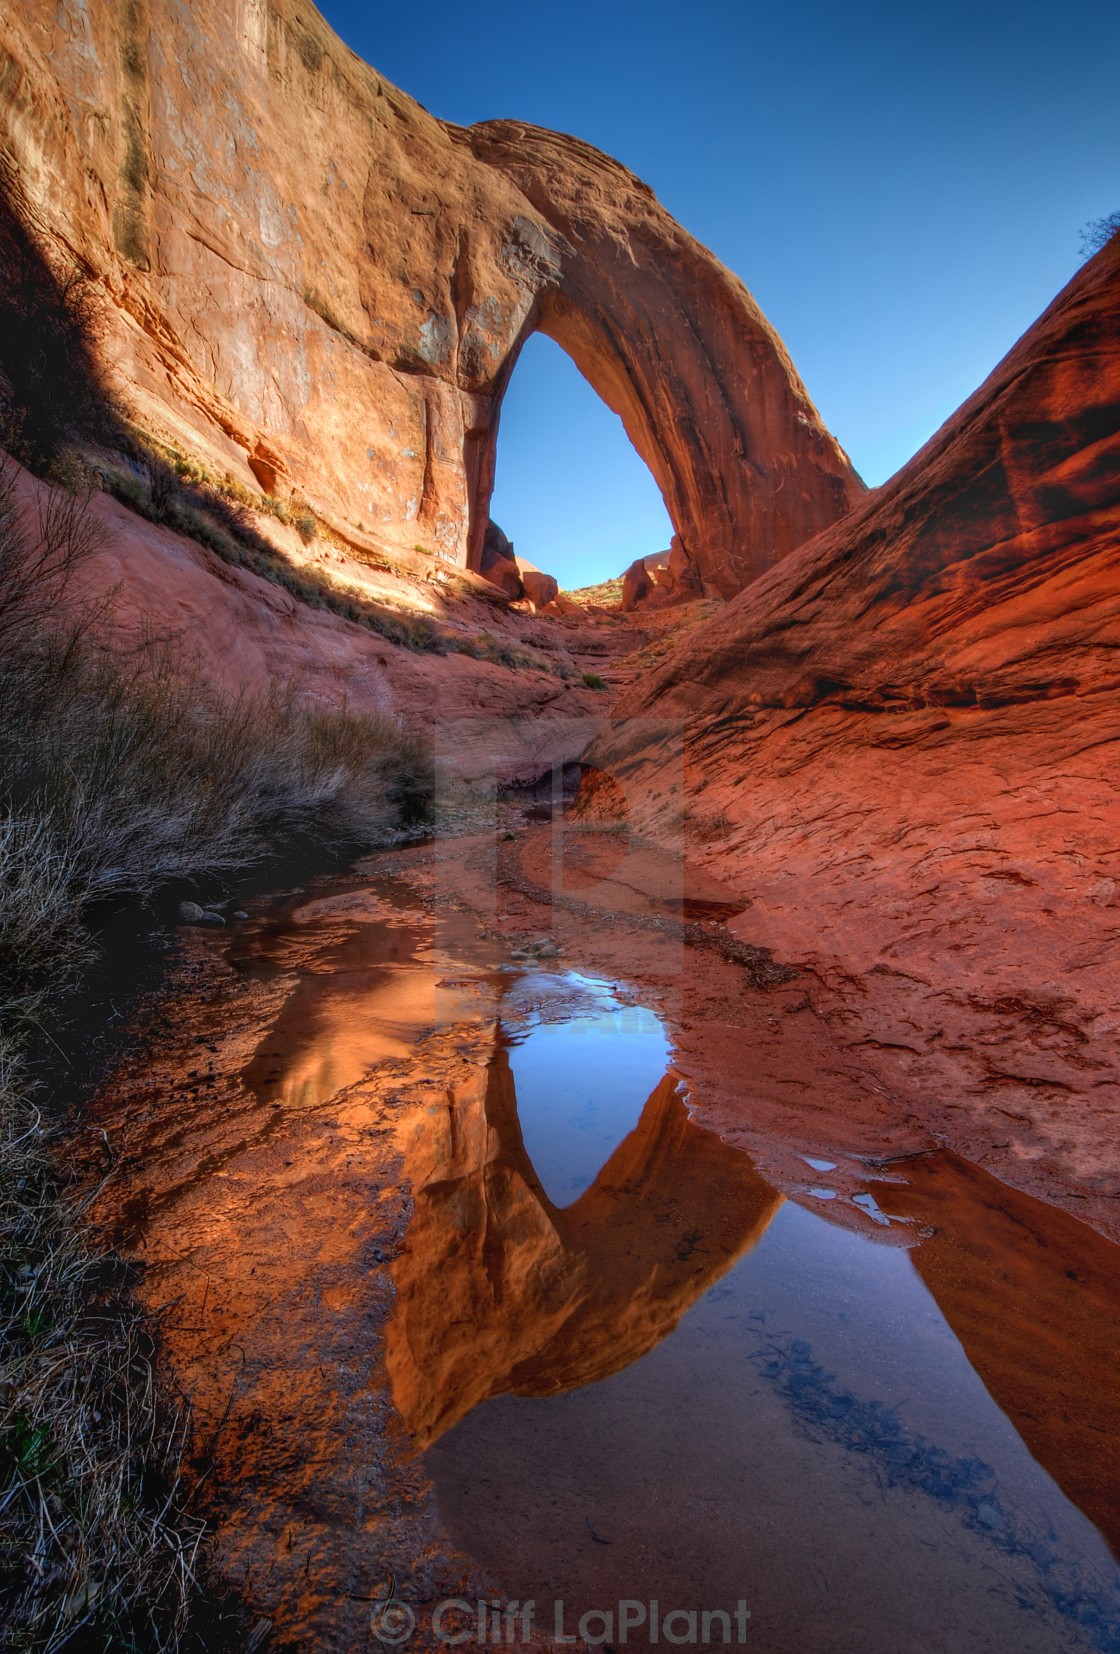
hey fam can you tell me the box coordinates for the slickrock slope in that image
[586,238,1120,1231]
[0,0,860,597]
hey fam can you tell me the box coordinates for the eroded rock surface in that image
[0,0,861,593]
[586,238,1120,1226]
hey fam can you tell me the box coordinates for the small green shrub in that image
[581,670,606,690]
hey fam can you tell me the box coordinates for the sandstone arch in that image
[0,0,863,599]
[385,1059,780,1448]
[462,123,864,596]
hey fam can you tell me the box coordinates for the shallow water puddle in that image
[401,977,1120,1654]
[90,873,1120,1651]
[500,973,671,1206]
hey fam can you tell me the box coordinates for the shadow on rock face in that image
[385,1057,782,1447]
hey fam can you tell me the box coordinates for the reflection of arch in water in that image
[385,1050,781,1448]
[879,1153,1120,1562]
[233,887,481,1113]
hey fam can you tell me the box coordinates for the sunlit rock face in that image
[586,239,1120,1233]
[384,1065,781,1447]
[0,0,861,593]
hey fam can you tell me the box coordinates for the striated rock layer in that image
[585,238,1120,1229]
[0,0,861,595]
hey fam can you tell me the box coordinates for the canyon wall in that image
[585,237,1120,1228]
[0,0,860,595]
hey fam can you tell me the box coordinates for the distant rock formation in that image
[514,556,559,612]
[620,536,705,611]
[585,238,1120,1231]
[620,552,663,611]
[0,0,861,599]
[478,519,523,599]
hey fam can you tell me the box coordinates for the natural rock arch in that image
[0,1,863,599]
[460,123,864,596]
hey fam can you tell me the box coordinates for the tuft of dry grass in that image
[1,1045,204,1651]
[0,466,434,1648]
[0,466,433,998]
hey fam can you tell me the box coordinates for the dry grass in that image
[0,467,434,1648]
[98,458,576,673]
[0,469,432,990]
[0,1048,204,1651]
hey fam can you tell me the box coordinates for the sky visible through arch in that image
[320,0,1120,589]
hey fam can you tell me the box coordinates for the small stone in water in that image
[178,900,225,927]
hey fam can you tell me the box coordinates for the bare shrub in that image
[0,464,102,654]
[1079,211,1120,261]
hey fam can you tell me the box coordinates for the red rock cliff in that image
[586,237,1120,1231]
[0,0,861,593]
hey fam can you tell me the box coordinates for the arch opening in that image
[475,331,675,597]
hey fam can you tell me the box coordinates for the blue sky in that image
[320,0,1120,587]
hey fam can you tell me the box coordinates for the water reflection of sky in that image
[427,973,1120,1654]
[503,975,670,1206]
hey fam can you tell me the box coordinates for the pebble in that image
[177,900,226,927]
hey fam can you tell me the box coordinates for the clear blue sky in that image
[320,0,1119,587]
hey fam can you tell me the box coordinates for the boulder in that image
[479,520,523,599]
[515,559,560,612]
[620,543,701,611]
[666,535,704,599]
[620,555,655,612]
